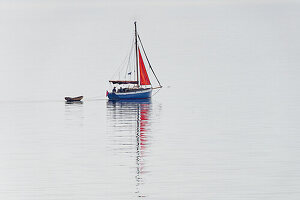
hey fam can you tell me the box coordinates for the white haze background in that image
[0,0,299,199]
[0,0,298,101]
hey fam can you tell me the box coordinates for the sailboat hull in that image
[108,89,152,100]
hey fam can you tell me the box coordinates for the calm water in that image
[0,1,300,199]
[0,88,299,199]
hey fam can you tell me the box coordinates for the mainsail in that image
[138,48,151,85]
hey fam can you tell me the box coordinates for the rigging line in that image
[110,50,128,80]
[151,88,161,97]
[122,52,130,80]
[125,35,135,80]
[85,95,104,100]
[125,37,134,74]
[125,34,134,78]
[137,34,162,87]
[84,95,108,101]
[110,53,128,80]
[110,33,135,81]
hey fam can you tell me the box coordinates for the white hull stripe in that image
[115,89,152,96]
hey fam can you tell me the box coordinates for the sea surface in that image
[0,1,300,199]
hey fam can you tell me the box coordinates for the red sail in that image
[138,48,151,85]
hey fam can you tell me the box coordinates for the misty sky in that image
[0,0,299,101]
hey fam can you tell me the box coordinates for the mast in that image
[134,21,139,86]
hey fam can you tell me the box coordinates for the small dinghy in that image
[65,96,83,102]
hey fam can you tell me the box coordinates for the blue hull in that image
[108,89,152,100]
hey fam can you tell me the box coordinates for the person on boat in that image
[112,87,116,93]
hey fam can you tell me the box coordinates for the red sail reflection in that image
[139,104,149,150]
[106,100,151,198]
[136,102,150,192]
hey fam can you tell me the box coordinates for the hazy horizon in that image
[0,0,299,101]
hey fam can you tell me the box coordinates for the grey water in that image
[0,1,300,199]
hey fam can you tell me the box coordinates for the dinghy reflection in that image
[106,99,152,198]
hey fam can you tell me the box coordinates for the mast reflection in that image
[106,99,152,198]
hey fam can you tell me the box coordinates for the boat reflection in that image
[65,101,83,105]
[106,99,152,198]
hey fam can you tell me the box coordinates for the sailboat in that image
[106,22,162,100]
